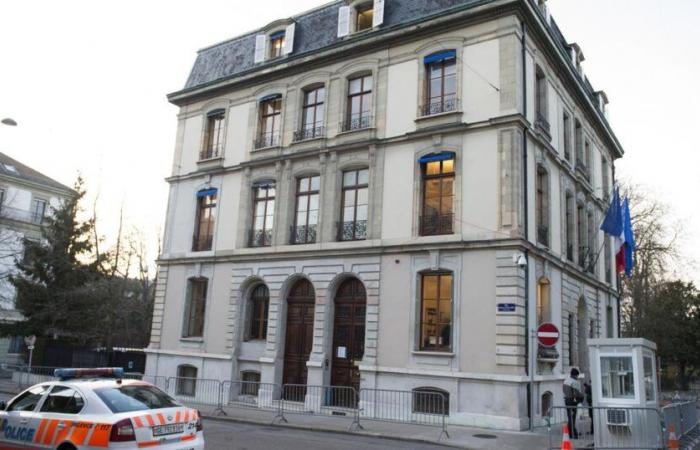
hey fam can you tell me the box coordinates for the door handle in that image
[19,419,28,425]
[57,423,65,429]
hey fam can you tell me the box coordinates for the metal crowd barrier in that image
[278,384,361,430]
[662,401,698,440]
[358,388,449,438]
[165,377,225,415]
[545,405,665,450]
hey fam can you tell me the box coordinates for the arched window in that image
[536,166,549,246]
[294,85,325,141]
[419,272,453,351]
[247,285,270,340]
[412,387,449,415]
[422,50,458,116]
[541,391,553,417]
[193,189,217,252]
[291,175,320,244]
[536,278,551,325]
[202,109,225,160]
[176,365,198,396]
[256,95,282,149]
[182,278,207,338]
[344,73,373,131]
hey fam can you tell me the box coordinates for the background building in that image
[0,152,74,361]
[147,0,623,429]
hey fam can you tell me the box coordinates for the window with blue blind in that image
[422,50,458,116]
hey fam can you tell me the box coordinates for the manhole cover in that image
[473,434,498,439]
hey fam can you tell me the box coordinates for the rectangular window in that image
[251,183,275,247]
[563,112,571,161]
[240,371,261,396]
[644,356,655,401]
[356,3,374,32]
[423,54,457,116]
[202,111,225,160]
[584,140,591,178]
[248,285,269,340]
[565,193,574,261]
[269,32,285,59]
[183,279,207,338]
[420,158,454,236]
[606,306,614,338]
[176,366,198,396]
[292,175,320,244]
[295,86,325,141]
[601,356,635,399]
[575,120,583,168]
[604,237,612,283]
[536,279,550,325]
[601,157,610,201]
[587,212,595,274]
[535,67,549,133]
[419,273,452,351]
[32,199,47,224]
[536,167,549,246]
[568,313,575,366]
[345,74,373,131]
[339,169,368,241]
[192,191,217,252]
[577,204,586,267]
[257,98,282,149]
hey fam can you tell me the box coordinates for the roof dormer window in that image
[269,31,286,59]
[356,3,374,32]
[254,23,296,64]
[338,0,384,38]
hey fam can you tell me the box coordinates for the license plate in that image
[153,423,184,436]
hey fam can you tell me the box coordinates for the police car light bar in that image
[54,367,125,380]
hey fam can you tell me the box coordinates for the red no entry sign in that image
[537,323,560,347]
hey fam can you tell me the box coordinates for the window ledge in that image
[197,156,223,164]
[412,351,454,358]
[415,110,463,122]
[290,136,326,146]
[252,144,281,152]
[180,337,204,343]
[336,126,375,137]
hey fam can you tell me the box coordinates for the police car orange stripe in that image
[137,440,160,448]
[33,419,48,443]
[133,416,144,428]
[144,414,156,427]
[87,423,111,448]
[67,422,92,446]
[53,420,74,444]
[175,411,181,423]
[42,419,59,445]
[156,413,166,425]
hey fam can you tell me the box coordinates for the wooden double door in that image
[283,279,315,400]
[330,279,367,399]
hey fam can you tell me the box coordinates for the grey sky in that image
[1,0,697,281]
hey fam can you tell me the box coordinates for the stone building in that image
[0,152,74,361]
[146,0,624,429]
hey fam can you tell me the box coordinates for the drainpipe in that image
[521,20,533,430]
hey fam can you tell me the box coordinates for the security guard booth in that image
[588,338,662,449]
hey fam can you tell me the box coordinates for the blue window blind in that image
[269,30,285,40]
[424,50,456,65]
[197,189,218,198]
[206,108,225,118]
[260,93,282,103]
[418,152,456,164]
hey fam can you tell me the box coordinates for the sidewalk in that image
[0,379,549,449]
[203,405,549,450]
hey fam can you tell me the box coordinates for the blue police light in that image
[54,367,125,380]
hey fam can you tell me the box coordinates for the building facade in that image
[0,153,74,361]
[147,0,624,430]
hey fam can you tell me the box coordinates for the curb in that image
[201,412,471,449]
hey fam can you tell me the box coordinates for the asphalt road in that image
[201,419,449,450]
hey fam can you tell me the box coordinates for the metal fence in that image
[545,405,665,450]
[662,401,698,440]
[164,377,224,415]
[359,388,448,434]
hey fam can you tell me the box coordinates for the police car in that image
[0,368,205,450]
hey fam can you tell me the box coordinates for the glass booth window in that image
[601,356,635,399]
[644,356,655,401]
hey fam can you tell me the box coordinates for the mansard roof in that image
[183,0,480,90]
[0,152,74,195]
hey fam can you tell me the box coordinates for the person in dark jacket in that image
[563,368,583,438]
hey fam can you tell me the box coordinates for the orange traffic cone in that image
[668,424,679,449]
[561,423,574,450]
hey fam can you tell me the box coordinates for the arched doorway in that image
[331,278,366,396]
[282,279,316,397]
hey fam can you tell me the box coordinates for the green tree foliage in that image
[636,281,700,390]
[4,178,154,349]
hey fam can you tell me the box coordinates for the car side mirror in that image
[0,401,6,411]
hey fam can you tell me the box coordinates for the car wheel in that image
[57,444,77,450]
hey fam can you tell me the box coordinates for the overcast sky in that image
[0,0,698,282]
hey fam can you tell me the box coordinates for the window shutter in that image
[337,6,351,37]
[373,0,385,27]
[254,34,267,64]
[283,23,296,55]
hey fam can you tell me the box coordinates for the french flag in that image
[600,189,635,276]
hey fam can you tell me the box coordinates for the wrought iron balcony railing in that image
[292,126,325,142]
[336,220,367,242]
[418,98,460,117]
[199,144,222,161]
[191,234,213,252]
[254,133,280,149]
[341,115,372,132]
[249,229,272,247]
[419,214,454,236]
[290,224,317,245]
[0,205,46,225]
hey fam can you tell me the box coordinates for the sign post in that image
[24,335,36,379]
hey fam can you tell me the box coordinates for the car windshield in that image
[95,385,179,413]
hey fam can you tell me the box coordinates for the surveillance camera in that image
[513,253,528,268]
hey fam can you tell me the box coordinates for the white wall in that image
[463,39,500,123]
[385,60,418,138]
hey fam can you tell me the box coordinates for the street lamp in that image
[1,118,18,127]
